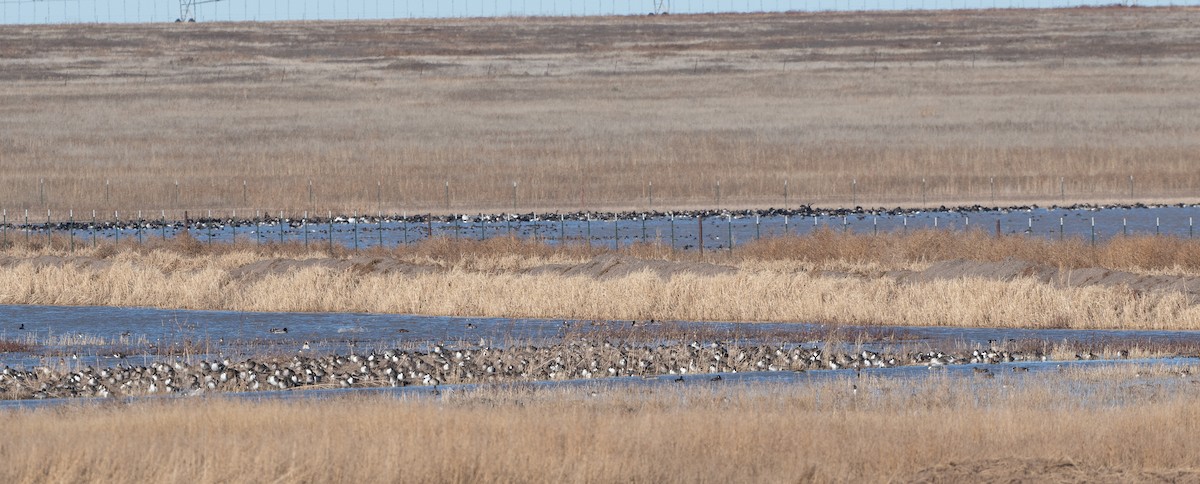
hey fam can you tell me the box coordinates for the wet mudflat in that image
[2,355,1195,410]
[1,304,1197,405]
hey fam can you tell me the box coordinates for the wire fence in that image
[2,204,1198,253]
[6,172,1196,218]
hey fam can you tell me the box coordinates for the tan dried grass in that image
[3,370,1199,483]
[2,232,1200,329]
[2,9,1200,215]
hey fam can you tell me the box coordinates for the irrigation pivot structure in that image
[177,0,221,22]
[653,0,670,14]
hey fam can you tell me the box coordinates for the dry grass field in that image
[4,230,1200,329]
[3,367,1200,483]
[2,7,1200,215]
[6,8,1200,480]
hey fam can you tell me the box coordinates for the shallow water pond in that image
[2,304,1198,369]
[7,205,1200,252]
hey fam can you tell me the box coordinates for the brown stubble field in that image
[4,368,1200,483]
[1,7,1199,217]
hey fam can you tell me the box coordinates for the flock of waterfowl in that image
[8,202,1184,234]
[0,338,1139,400]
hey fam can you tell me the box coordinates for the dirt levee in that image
[897,259,1200,299]
[226,257,436,282]
[0,255,114,272]
[907,458,1200,484]
[528,254,737,280]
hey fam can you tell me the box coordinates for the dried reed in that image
[2,231,1200,329]
[2,368,1199,483]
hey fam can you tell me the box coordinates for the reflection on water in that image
[5,205,1200,252]
[2,304,1199,369]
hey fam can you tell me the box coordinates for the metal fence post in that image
[613,218,619,250]
[670,214,675,249]
[727,214,732,252]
